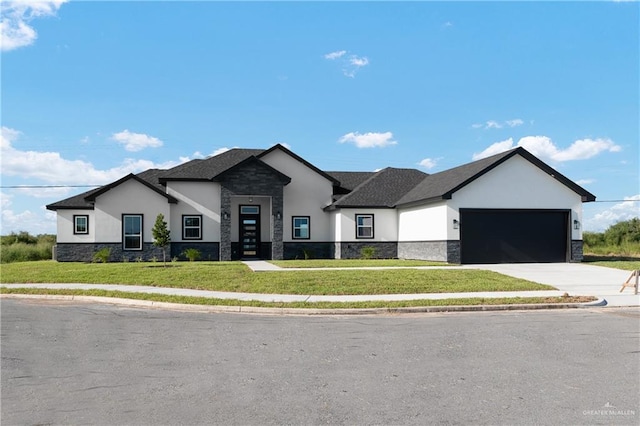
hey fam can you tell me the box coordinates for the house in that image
[46,144,595,264]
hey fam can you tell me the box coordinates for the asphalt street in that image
[2,299,639,425]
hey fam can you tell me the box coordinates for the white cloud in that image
[1,208,41,233]
[338,131,397,148]
[1,126,187,187]
[442,21,453,28]
[472,138,515,160]
[575,179,595,186]
[418,158,437,170]
[324,50,346,60]
[1,191,13,209]
[325,50,369,77]
[473,119,525,130]
[111,129,163,152]
[472,135,622,162]
[343,54,369,78]
[584,195,640,232]
[551,138,621,161]
[0,0,67,51]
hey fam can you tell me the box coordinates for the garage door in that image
[460,209,569,264]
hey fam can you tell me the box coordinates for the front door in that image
[239,205,260,258]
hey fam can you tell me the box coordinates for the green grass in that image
[0,242,53,263]
[270,259,451,268]
[582,255,640,271]
[0,287,594,309]
[0,261,555,295]
[584,242,640,258]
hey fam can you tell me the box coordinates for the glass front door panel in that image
[239,207,260,258]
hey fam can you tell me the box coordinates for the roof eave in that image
[45,205,95,211]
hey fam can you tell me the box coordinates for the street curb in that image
[0,294,608,315]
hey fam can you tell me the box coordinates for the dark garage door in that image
[460,209,569,264]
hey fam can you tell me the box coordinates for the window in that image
[292,216,310,239]
[74,215,89,234]
[183,215,202,240]
[240,205,260,215]
[123,214,143,250]
[356,214,374,239]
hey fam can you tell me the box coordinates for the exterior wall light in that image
[453,219,460,229]
[276,212,282,220]
[223,212,229,220]
[573,219,580,230]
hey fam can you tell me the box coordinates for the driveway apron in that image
[470,263,639,307]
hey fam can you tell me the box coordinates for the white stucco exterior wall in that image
[448,155,584,240]
[93,179,171,243]
[166,181,221,242]
[260,149,335,242]
[396,156,585,243]
[398,202,448,241]
[56,210,95,243]
[334,208,398,242]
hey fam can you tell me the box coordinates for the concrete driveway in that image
[471,263,639,307]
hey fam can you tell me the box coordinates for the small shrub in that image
[183,248,201,262]
[360,246,377,260]
[93,247,112,263]
[303,249,314,260]
[172,256,179,263]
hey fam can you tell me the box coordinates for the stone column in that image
[220,186,232,261]
[271,189,284,260]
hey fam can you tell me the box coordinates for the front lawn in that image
[582,256,640,271]
[0,261,555,295]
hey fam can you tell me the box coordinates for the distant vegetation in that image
[583,218,640,258]
[1,232,56,263]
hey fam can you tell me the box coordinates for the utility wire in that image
[1,184,639,205]
[1,185,102,188]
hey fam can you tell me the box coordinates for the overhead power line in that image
[1,185,102,189]
[0,184,638,205]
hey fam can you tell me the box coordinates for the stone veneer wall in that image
[55,243,164,262]
[218,160,287,261]
[571,240,584,262]
[283,242,335,260]
[397,241,461,264]
[335,242,398,259]
[171,242,219,261]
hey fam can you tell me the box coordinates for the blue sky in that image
[1,0,638,235]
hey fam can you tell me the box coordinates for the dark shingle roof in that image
[327,168,429,209]
[160,149,264,181]
[396,147,596,206]
[327,171,376,192]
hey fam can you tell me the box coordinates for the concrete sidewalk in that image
[2,261,636,308]
[0,282,569,303]
[243,260,640,307]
